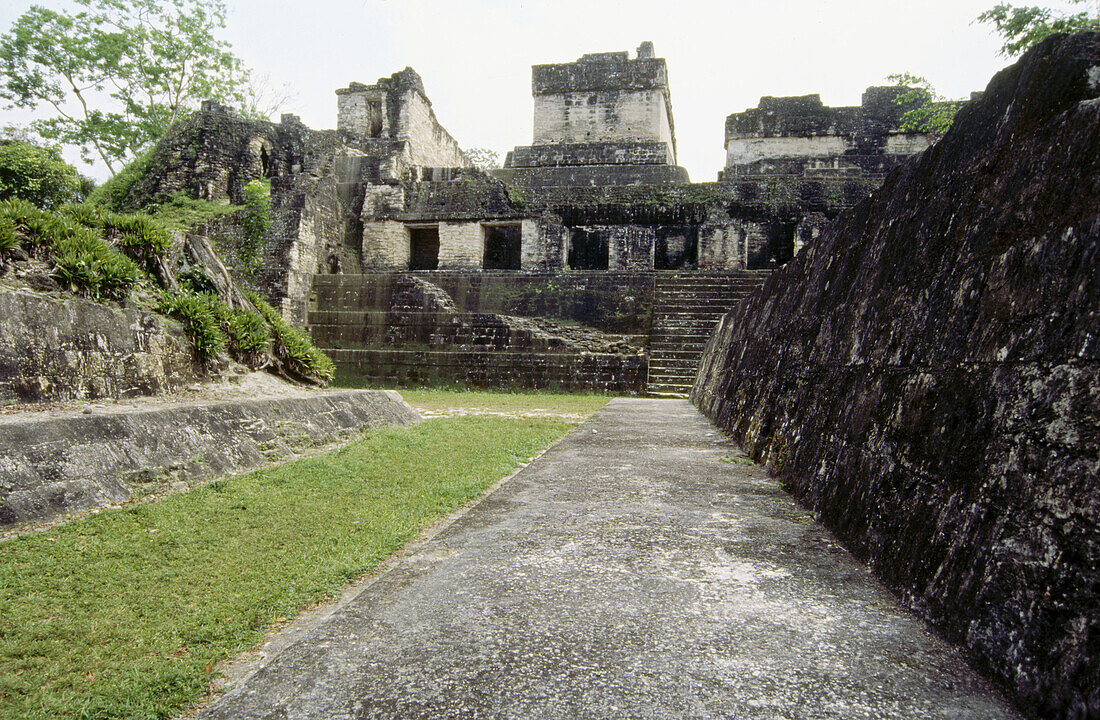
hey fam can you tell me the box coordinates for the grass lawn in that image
[399,388,611,418]
[0,391,610,719]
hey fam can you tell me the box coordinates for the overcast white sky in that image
[1,0,1078,181]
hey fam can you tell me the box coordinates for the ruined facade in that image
[496,42,689,188]
[723,88,934,179]
[121,43,937,393]
[126,43,935,313]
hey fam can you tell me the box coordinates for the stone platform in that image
[200,399,1021,719]
[0,389,420,528]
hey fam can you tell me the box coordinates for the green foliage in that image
[979,0,1100,56]
[246,290,336,383]
[84,145,155,210]
[190,290,270,368]
[0,0,252,175]
[0,216,14,255]
[0,414,575,719]
[150,190,241,231]
[465,147,501,170]
[58,201,172,272]
[505,182,530,209]
[0,140,83,209]
[886,73,964,136]
[224,308,271,365]
[239,178,271,276]
[156,291,227,361]
[51,224,142,300]
[177,266,219,295]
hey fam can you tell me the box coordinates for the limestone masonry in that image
[693,32,1099,720]
[118,42,936,392]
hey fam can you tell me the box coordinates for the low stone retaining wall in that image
[0,288,203,404]
[312,272,655,334]
[0,390,420,527]
[329,349,646,394]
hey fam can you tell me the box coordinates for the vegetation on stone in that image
[238,179,271,278]
[887,73,965,135]
[85,147,157,209]
[0,198,143,300]
[155,291,228,362]
[248,291,336,383]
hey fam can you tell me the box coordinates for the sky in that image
[0,0,1078,182]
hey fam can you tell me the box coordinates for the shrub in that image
[0,217,15,255]
[51,226,142,300]
[109,213,172,268]
[190,291,271,369]
[86,146,156,211]
[225,308,271,366]
[58,203,173,272]
[0,140,83,209]
[239,179,270,277]
[156,291,226,362]
[245,290,335,383]
[0,197,48,231]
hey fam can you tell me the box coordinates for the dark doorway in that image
[568,228,609,270]
[367,100,384,137]
[748,221,796,268]
[655,227,698,270]
[409,227,440,270]
[483,224,522,270]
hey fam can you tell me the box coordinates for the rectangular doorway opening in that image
[568,228,609,270]
[483,224,522,270]
[367,99,383,137]
[655,227,698,270]
[408,226,440,270]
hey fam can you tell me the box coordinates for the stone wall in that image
[530,44,675,153]
[692,33,1100,720]
[0,289,203,404]
[724,88,934,178]
[312,272,655,334]
[0,390,420,527]
[336,68,469,169]
[328,348,646,394]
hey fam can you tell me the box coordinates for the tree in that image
[0,140,85,209]
[886,74,966,136]
[978,0,1100,56]
[0,0,251,176]
[465,147,501,171]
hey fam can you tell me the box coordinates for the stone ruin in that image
[694,32,1099,720]
[110,42,937,394]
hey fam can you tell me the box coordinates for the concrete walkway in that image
[201,399,1021,720]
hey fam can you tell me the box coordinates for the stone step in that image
[645,389,690,399]
[648,350,706,360]
[649,359,702,372]
[645,384,693,396]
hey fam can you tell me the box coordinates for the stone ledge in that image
[505,141,674,168]
[0,390,420,528]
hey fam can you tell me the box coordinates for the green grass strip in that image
[0,416,577,720]
[399,388,611,416]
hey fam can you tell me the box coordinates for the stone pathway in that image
[200,399,1022,719]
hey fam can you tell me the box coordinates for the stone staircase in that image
[646,272,771,397]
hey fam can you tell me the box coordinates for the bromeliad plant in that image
[0,196,334,386]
